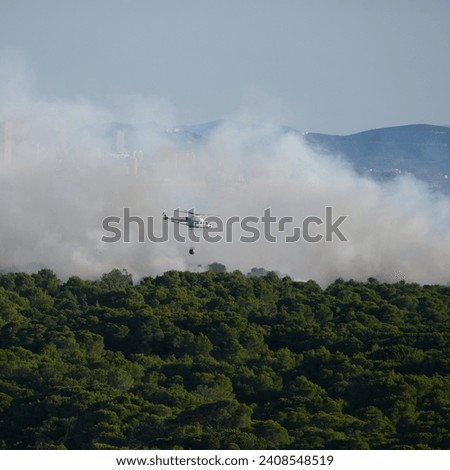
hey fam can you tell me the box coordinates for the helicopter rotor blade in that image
[173,209,218,217]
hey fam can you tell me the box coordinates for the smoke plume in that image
[1,56,450,286]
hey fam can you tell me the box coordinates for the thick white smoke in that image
[1,56,450,285]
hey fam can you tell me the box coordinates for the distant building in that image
[105,128,144,176]
[0,120,13,164]
[116,129,126,154]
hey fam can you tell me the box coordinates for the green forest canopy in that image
[0,268,449,449]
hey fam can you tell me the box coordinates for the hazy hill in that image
[304,124,450,192]
[165,122,450,193]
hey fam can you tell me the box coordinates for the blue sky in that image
[1,0,450,134]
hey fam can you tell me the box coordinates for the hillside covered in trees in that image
[0,268,449,449]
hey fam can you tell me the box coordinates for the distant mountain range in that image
[304,124,450,193]
[109,120,450,194]
[162,121,450,194]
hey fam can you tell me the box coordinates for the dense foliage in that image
[0,268,449,449]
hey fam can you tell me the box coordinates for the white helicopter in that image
[162,209,213,254]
